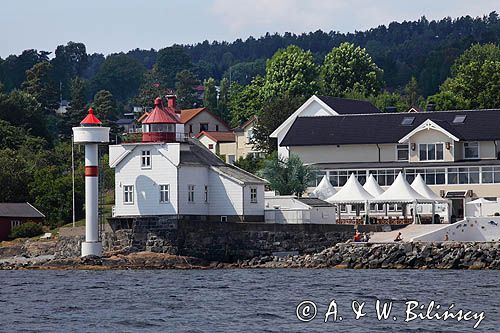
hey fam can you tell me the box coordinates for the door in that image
[451,199,464,222]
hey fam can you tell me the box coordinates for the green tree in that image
[429,44,500,110]
[0,90,48,139]
[203,77,217,112]
[217,77,230,121]
[262,45,319,100]
[155,46,192,88]
[91,53,145,101]
[228,76,264,127]
[403,76,422,107]
[51,42,88,98]
[62,77,89,136]
[175,70,200,109]
[234,154,266,175]
[22,61,59,112]
[253,94,306,154]
[223,59,266,85]
[132,70,165,107]
[93,90,117,122]
[258,153,315,196]
[320,42,383,97]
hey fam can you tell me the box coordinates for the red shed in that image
[0,203,45,240]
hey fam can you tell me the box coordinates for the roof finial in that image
[154,97,162,106]
[88,107,94,114]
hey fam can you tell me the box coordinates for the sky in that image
[0,0,498,58]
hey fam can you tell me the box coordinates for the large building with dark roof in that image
[271,95,500,220]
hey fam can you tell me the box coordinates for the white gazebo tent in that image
[310,175,337,200]
[411,174,448,223]
[466,198,496,217]
[372,172,433,223]
[363,174,385,218]
[327,174,374,223]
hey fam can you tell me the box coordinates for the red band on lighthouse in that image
[85,166,99,177]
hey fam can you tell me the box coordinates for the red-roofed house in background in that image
[0,203,45,240]
[196,116,265,164]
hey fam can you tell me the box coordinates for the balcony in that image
[122,131,188,143]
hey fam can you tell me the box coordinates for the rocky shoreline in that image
[1,240,498,270]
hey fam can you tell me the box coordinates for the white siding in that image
[207,170,244,215]
[243,184,265,216]
[114,144,178,216]
[178,166,209,215]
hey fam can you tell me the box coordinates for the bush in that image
[10,221,43,239]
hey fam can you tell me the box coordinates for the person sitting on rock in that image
[362,233,370,242]
[394,232,403,242]
[444,234,449,241]
[353,231,362,242]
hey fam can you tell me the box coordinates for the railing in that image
[121,132,188,143]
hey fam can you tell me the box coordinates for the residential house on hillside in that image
[196,116,265,164]
[180,106,229,137]
[0,203,45,240]
[272,94,500,220]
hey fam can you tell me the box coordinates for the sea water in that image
[0,269,498,332]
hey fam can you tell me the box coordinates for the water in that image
[0,269,498,332]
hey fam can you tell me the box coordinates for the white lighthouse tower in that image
[73,108,110,257]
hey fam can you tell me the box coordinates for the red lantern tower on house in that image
[141,97,183,142]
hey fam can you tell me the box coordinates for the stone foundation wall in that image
[106,217,403,261]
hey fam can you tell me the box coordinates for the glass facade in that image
[312,166,500,187]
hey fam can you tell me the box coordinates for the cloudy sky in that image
[1,0,497,57]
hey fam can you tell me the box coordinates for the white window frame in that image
[250,187,258,203]
[123,185,134,204]
[246,129,253,144]
[141,150,151,169]
[159,184,170,203]
[10,220,21,229]
[188,185,195,203]
[463,141,480,159]
[418,143,444,162]
[396,144,409,161]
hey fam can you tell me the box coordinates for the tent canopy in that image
[410,174,443,201]
[372,172,432,203]
[363,174,385,197]
[466,198,496,205]
[326,173,374,203]
[310,175,336,200]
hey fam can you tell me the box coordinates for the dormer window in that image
[419,143,444,161]
[401,117,415,126]
[453,115,466,124]
[464,142,479,159]
[141,150,151,168]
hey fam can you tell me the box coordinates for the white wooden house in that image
[109,98,266,222]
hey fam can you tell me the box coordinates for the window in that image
[448,167,480,184]
[189,124,193,134]
[246,129,254,144]
[159,185,169,203]
[405,168,446,185]
[220,216,228,222]
[215,125,219,131]
[10,220,21,229]
[339,204,347,213]
[208,144,214,150]
[401,117,415,126]
[329,170,366,186]
[482,167,500,183]
[464,142,479,159]
[310,171,326,187]
[388,203,402,212]
[250,188,258,203]
[141,150,151,168]
[419,143,444,161]
[396,144,409,161]
[228,155,236,164]
[188,185,195,202]
[124,185,134,204]
[204,185,209,203]
[200,123,209,132]
[369,169,400,186]
[453,115,466,124]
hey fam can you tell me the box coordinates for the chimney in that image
[167,95,177,111]
[426,103,435,112]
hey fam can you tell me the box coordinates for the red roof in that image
[196,131,235,143]
[80,107,102,125]
[142,98,180,124]
[180,107,229,130]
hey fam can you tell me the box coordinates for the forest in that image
[0,12,498,227]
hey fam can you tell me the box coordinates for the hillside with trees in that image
[0,12,498,227]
